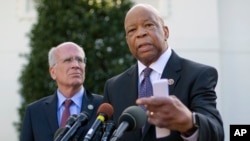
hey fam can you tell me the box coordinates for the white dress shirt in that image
[137,47,198,141]
[57,86,84,126]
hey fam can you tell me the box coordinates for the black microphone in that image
[110,106,147,141]
[54,114,78,141]
[83,103,114,141]
[53,128,65,141]
[60,111,89,141]
[101,120,115,141]
[91,124,104,141]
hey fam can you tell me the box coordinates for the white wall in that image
[218,0,250,141]
[0,0,33,140]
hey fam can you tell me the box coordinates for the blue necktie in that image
[139,67,153,110]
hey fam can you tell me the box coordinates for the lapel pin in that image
[168,79,174,85]
[87,104,94,110]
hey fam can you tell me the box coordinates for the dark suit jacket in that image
[103,50,224,141]
[20,89,103,141]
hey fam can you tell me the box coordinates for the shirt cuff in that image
[181,129,199,141]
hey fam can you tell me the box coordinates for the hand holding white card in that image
[152,79,169,97]
[152,79,170,138]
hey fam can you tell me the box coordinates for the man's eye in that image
[127,28,135,34]
[64,58,72,62]
[145,23,153,27]
[77,58,83,62]
[129,29,135,32]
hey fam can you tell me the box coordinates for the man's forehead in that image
[125,12,159,30]
[126,4,159,17]
[56,47,84,58]
[125,5,159,24]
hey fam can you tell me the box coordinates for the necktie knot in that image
[143,67,152,78]
[64,99,72,108]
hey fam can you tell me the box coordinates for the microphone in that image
[54,114,78,141]
[110,106,147,141]
[53,128,65,141]
[91,124,104,141]
[60,111,89,141]
[83,103,114,141]
[101,120,115,141]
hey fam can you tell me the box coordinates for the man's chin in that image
[70,81,84,87]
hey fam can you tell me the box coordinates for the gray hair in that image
[48,42,86,67]
[48,47,57,67]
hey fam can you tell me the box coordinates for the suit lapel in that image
[126,65,139,105]
[126,65,146,139]
[43,94,59,133]
[81,89,96,117]
[161,50,181,95]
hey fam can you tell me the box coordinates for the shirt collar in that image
[57,86,84,108]
[138,47,172,75]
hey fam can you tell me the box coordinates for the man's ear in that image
[164,25,169,40]
[49,67,56,80]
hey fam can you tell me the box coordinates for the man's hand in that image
[136,95,194,133]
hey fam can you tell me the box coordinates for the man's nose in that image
[71,59,80,67]
[136,27,147,38]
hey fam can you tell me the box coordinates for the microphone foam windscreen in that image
[118,106,146,131]
[97,103,114,119]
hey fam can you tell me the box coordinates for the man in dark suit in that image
[20,42,103,141]
[103,4,224,141]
